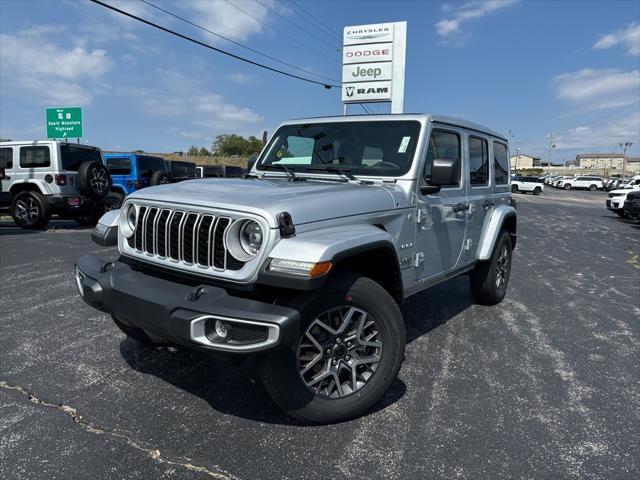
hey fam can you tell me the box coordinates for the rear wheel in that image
[10,191,50,229]
[511,185,518,193]
[105,191,124,211]
[150,170,171,186]
[589,184,597,191]
[533,186,542,195]
[259,274,405,424]
[470,231,512,305]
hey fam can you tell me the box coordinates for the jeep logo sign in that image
[342,21,406,112]
[342,63,392,82]
[341,81,392,102]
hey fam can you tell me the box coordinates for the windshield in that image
[257,121,421,176]
[60,144,102,171]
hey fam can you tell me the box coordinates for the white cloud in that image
[593,22,640,56]
[181,0,272,42]
[227,73,256,85]
[552,69,640,110]
[555,111,640,150]
[0,28,113,105]
[434,0,517,45]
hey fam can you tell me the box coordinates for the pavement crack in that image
[0,380,236,480]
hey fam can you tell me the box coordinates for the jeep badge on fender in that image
[76,113,516,424]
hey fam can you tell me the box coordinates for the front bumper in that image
[75,255,300,356]
[606,199,624,211]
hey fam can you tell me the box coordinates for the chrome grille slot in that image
[182,213,198,264]
[144,208,159,254]
[125,204,248,275]
[156,210,171,257]
[197,215,215,267]
[213,217,231,269]
[169,211,184,260]
[134,206,147,251]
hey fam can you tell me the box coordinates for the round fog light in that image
[215,320,229,339]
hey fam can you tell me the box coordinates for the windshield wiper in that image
[305,165,357,181]
[261,164,298,182]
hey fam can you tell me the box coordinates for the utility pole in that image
[620,142,633,180]
[547,133,556,173]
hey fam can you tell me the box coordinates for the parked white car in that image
[606,175,640,217]
[561,175,603,190]
[511,176,544,195]
[554,176,574,188]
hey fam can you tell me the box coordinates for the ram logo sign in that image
[342,21,406,112]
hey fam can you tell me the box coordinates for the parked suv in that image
[196,164,245,178]
[165,159,197,182]
[511,176,543,195]
[0,141,111,228]
[76,114,517,423]
[104,153,170,210]
[624,190,640,220]
[606,175,640,217]
[561,175,603,190]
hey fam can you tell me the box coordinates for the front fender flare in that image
[476,205,516,260]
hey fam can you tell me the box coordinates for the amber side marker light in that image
[268,259,333,278]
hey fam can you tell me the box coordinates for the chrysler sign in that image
[342,21,406,112]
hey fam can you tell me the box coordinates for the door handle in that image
[482,199,494,208]
[453,203,469,212]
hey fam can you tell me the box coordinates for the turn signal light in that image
[268,259,332,278]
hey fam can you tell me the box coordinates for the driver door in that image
[414,126,468,280]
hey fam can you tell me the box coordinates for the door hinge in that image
[415,208,427,223]
[413,252,424,267]
[463,239,473,250]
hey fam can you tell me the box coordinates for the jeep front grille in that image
[128,206,243,271]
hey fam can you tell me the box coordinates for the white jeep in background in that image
[0,141,112,228]
[561,175,603,190]
[606,175,640,217]
[511,175,543,195]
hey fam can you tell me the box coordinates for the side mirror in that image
[420,158,459,195]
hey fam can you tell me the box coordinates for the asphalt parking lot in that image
[1,188,639,480]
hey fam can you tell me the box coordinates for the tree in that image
[213,134,263,157]
[187,146,200,156]
[198,147,211,156]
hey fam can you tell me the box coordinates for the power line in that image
[285,0,341,40]
[223,0,336,62]
[360,104,372,115]
[254,0,340,50]
[138,0,339,84]
[89,0,339,89]
[278,0,341,45]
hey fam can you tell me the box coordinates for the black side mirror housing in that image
[420,159,459,195]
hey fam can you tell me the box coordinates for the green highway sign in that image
[46,107,83,139]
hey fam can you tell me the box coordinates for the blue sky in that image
[1,0,639,162]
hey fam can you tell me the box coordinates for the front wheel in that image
[511,185,518,193]
[10,191,50,229]
[564,184,572,190]
[259,275,405,424]
[469,231,513,305]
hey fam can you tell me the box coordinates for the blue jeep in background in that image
[104,153,170,209]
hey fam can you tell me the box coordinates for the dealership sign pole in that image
[342,21,407,114]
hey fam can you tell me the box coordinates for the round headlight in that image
[119,203,137,238]
[225,219,264,262]
[240,220,263,255]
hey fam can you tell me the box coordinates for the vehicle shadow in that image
[0,219,90,235]
[119,340,407,426]
[402,275,473,345]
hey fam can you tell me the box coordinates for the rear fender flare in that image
[476,205,516,260]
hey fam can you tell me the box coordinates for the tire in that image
[511,185,518,193]
[259,274,405,424]
[77,161,112,199]
[589,184,597,191]
[150,170,171,186]
[105,191,124,211]
[533,187,541,195]
[112,315,166,345]
[470,231,512,305]
[564,183,572,190]
[10,191,51,229]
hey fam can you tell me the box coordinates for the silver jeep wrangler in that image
[76,114,516,423]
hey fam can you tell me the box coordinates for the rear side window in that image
[60,144,102,171]
[171,161,196,178]
[493,142,509,185]
[106,157,132,175]
[468,136,489,186]
[424,129,461,187]
[0,147,12,169]
[20,146,50,168]
[138,156,165,176]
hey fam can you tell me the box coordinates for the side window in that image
[138,156,165,176]
[424,130,461,187]
[468,136,489,186]
[106,157,132,175]
[0,147,13,169]
[493,142,509,185]
[20,146,50,168]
